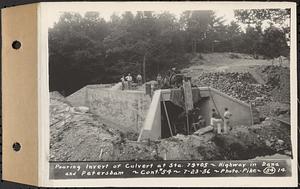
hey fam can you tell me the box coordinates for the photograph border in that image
[39,1,298,187]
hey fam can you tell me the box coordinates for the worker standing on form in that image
[126,73,133,90]
[223,107,232,134]
[136,74,142,86]
[156,74,162,88]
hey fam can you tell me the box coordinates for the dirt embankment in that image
[182,52,289,77]
[256,65,290,103]
[50,93,291,162]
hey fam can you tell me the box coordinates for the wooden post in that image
[145,83,151,96]
[162,98,173,137]
[192,121,197,132]
[192,40,196,53]
[186,112,189,135]
[143,54,146,83]
[173,124,177,135]
[249,103,254,126]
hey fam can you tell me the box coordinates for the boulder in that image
[74,106,90,113]
[193,125,214,136]
[277,139,284,146]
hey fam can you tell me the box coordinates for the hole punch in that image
[12,142,21,152]
[12,40,21,49]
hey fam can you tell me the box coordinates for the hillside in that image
[182,52,290,123]
[182,52,289,78]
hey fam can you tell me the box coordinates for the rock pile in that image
[194,72,273,105]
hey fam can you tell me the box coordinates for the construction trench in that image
[50,79,292,161]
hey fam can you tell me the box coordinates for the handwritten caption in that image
[50,160,290,179]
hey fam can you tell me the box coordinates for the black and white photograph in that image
[46,2,296,182]
[0,1,297,188]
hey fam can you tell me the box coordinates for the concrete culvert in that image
[161,101,208,138]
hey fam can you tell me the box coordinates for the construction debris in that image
[49,63,291,162]
[50,93,292,161]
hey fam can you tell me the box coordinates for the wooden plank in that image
[162,97,173,137]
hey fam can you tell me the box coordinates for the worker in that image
[169,67,177,78]
[223,107,232,134]
[156,74,162,88]
[177,111,188,134]
[120,76,125,90]
[126,73,133,90]
[211,109,222,134]
[162,75,170,88]
[192,114,206,131]
[171,67,180,74]
[136,74,142,86]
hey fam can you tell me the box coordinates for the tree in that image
[234,9,290,58]
[49,12,110,94]
[234,9,290,30]
[103,11,187,81]
[224,21,244,52]
[179,10,224,53]
[240,25,263,57]
[261,26,289,59]
[49,9,291,95]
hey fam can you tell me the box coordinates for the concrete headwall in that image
[160,87,252,127]
[206,88,252,126]
[66,87,88,107]
[136,87,253,140]
[66,86,252,140]
[67,85,152,133]
[138,90,161,141]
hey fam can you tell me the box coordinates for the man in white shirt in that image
[211,109,222,134]
[136,74,142,86]
[223,107,232,134]
[126,73,133,90]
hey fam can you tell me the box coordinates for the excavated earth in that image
[50,92,292,162]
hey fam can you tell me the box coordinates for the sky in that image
[47,8,289,32]
[45,1,291,31]
[47,9,236,28]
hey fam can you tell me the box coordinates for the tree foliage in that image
[49,9,290,95]
[261,26,289,58]
[234,9,290,29]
